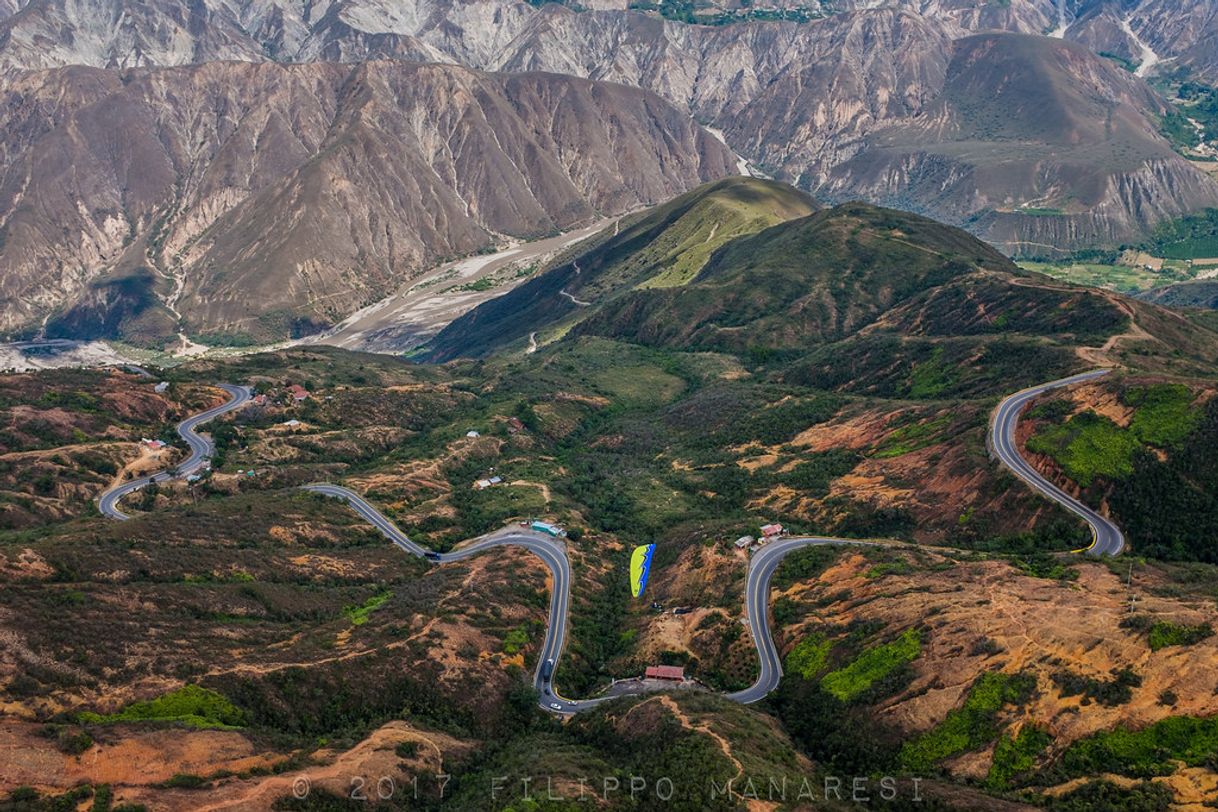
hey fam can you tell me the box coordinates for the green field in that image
[1029,385,1203,487]
[784,633,831,679]
[1060,715,1218,779]
[899,671,1036,772]
[1019,260,1194,293]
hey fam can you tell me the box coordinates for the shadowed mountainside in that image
[0,60,734,344]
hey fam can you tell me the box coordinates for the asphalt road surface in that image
[114,369,1125,712]
[98,384,251,520]
[990,369,1126,556]
[726,536,885,704]
[302,484,609,715]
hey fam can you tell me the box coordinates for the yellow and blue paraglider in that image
[630,544,655,598]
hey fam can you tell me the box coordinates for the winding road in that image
[103,370,1126,711]
[301,484,607,714]
[97,384,251,520]
[989,369,1126,556]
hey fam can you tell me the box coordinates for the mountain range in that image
[0,59,733,343]
[2,0,1218,346]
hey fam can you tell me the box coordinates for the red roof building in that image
[288,384,309,401]
[645,665,685,681]
[760,523,784,538]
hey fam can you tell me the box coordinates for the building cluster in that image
[735,522,787,552]
[246,384,310,410]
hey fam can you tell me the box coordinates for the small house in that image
[288,384,309,402]
[506,417,525,434]
[644,665,685,682]
[466,430,481,438]
[735,535,755,549]
[760,523,784,539]
[154,381,170,393]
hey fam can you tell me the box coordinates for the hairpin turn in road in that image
[103,370,1125,710]
[97,384,251,520]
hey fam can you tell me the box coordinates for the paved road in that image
[303,484,610,715]
[727,536,885,703]
[98,384,251,520]
[990,369,1126,556]
[225,370,1128,713]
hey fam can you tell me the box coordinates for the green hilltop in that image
[424,176,816,361]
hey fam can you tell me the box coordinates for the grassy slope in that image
[424,177,816,361]
[7,187,1218,808]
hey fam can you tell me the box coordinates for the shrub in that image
[1051,668,1141,707]
[1148,622,1213,651]
[987,724,1050,789]
[821,629,921,703]
[784,634,831,680]
[77,685,246,729]
[899,671,1037,772]
[1060,715,1218,779]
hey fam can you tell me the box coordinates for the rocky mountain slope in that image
[2,3,1208,251]
[1141,278,1218,309]
[429,178,1218,383]
[1066,0,1218,81]
[817,33,1218,255]
[0,59,734,343]
[2,0,1217,345]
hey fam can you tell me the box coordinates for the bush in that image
[784,634,831,679]
[899,671,1037,772]
[1059,715,1218,779]
[821,629,921,703]
[1047,780,1172,812]
[77,685,246,729]
[1051,668,1141,707]
[1148,622,1213,651]
[158,774,207,789]
[987,724,1050,789]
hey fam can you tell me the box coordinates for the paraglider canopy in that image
[630,544,655,598]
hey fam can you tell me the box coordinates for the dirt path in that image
[184,721,467,812]
[1077,293,1157,367]
[648,695,746,783]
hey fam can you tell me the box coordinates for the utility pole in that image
[1127,561,1135,614]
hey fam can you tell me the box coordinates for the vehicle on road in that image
[98,383,250,520]
[531,520,565,537]
[296,371,1128,714]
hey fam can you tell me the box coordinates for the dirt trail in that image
[181,721,469,812]
[1006,275,1155,366]
[1077,293,1157,367]
[654,696,745,782]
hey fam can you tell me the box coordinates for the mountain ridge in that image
[0,58,735,344]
